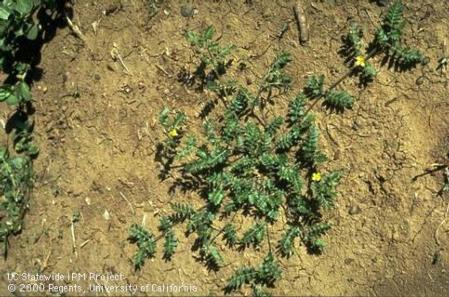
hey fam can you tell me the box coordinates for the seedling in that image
[181,26,235,88]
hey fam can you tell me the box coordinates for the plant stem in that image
[209,212,239,245]
[266,224,272,254]
[303,48,379,117]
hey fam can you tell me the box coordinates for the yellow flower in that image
[355,55,366,67]
[168,128,178,138]
[311,172,322,182]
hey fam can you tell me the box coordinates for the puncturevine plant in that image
[0,0,61,257]
[128,1,426,295]
[153,51,341,295]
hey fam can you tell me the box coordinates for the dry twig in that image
[293,1,308,45]
[434,202,449,246]
[65,16,87,44]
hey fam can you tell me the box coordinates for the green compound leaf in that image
[222,223,238,247]
[256,252,282,286]
[201,244,223,269]
[304,75,325,99]
[343,23,364,58]
[203,25,215,40]
[298,124,327,167]
[278,226,301,258]
[163,230,178,261]
[382,0,404,45]
[271,52,292,70]
[128,224,156,270]
[186,31,199,45]
[208,186,225,206]
[169,202,195,223]
[361,62,377,82]
[240,222,266,248]
[264,116,284,137]
[287,93,306,125]
[373,1,425,69]
[323,90,353,112]
[301,223,332,254]
[225,267,258,293]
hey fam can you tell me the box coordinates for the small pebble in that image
[62,73,69,84]
[333,150,340,161]
[180,4,194,17]
[349,205,362,215]
[392,229,400,241]
[415,76,425,85]
[376,0,390,6]
[103,209,111,220]
[344,258,354,265]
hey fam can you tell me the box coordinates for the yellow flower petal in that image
[312,172,321,182]
[168,128,178,138]
[355,55,366,67]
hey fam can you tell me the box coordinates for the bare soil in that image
[1,0,448,296]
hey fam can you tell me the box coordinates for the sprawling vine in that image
[129,1,426,295]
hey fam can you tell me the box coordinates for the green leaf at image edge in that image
[17,82,31,102]
[5,94,18,105]
[0,7,10,20]
[14,1,34,15]
[0,87,12,101]
[26,24,39,40]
